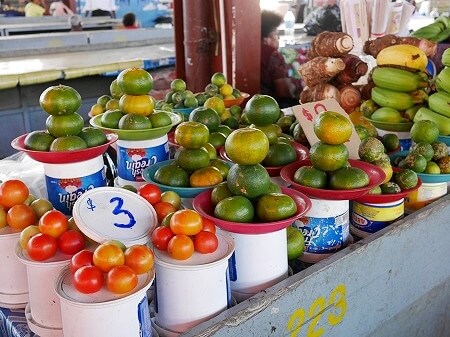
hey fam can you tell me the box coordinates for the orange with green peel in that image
[224,128,269,165]
[314,111,352,145]
[117,68,153,95]
[244,94,280,127]
[24,131,55,151]
[49,135,87,152]
[78,127,107,147]
[46,113,84,137]
[174,121,210,149]
[189,166,223,187]
[119,94,155,116]
[227,163,271,199]
[39,85,82,116]
[310,141,349,171]
[118,114,152,130]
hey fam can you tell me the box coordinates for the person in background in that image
[49,0,73,16]
[261,10,303,108]
[122,12,139,29]
[24,0,45,16]
[83,0,117,18]
[69,14,83,31]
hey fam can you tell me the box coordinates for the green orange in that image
[189,166,223,187]
[224,128,269,165]
[119,94,155,116]
[189,107,221,132]
[313,111,352,145]
[227,163,270,199]
[244,94,280,126]
[24,131,55,151]
[309,141,349,171]
[46,113,84,137]
[174,121,210,149]
[117,68,153,95]
[39,85,82,116]
[49,136,87,152]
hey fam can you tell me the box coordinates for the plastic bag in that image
[304,5,342,36]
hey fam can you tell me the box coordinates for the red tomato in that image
[154,202,178,223]
[70,249,94,274]
[73,265,104,294]
[0,179,29,208]
[193,231,219,254]
[151,226,175,251]
[170,209,203,236]
[57,230,86,255]
[138,183,161,206]
[201,217,217,233]
[167,234,194,260]
[38,209,69,238]
[93,243,125,273]
[106,265,138,294]
[124,245,154,275]
[6,204,36,230]
[27,233,58,261]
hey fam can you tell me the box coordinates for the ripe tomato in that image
[27,233,58,261]
[170,209,203,236]
[73,265,104,294]
[106,265,138,294]
[154,202,177,223]
[151,226,174,251]
[193,231,219,254]
[160,191,181,210]
[0,179,29,208]
[167,234,194,260]
[38,209,69,238]
[57,230,86,255]
[124,245,154,275]
[93,243,125,273]
[138,183,161,206]
[201,217,216,233]
[70,249,94,274]
[6,204,37,230]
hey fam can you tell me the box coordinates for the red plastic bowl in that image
[219,142,309,177]
[11,132,118,164]
[354,167,422,203]
[192,186,312,235]
[223,92,250,108]
[280,159,386,201]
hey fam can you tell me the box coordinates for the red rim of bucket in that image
[223,92,250,108]
[219,142,309,177]
[11,132,118,164]
[280,159,386,201]
[354,167,423,203]
[192,186,312,235]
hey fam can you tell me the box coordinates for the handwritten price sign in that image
[292,99,361,159]
[72,187,157,245]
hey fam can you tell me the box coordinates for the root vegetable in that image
[308,31,354,58]
[300,83,340,103]
[334,54,369,84]
[363,34,437,57]
[339,84,362,113]
[298,57,345,87]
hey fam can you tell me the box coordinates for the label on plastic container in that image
[405,182,447,213]
[45,168,106,215]
[117,142,169,182]
[295,209,349,253]
[351,200,404,233]
[137,295,152,337]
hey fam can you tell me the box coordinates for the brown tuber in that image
[308,31,354,58]
[334,54,369,84]
[300,83,340,103]
[338,84,362,113]
[298,57,345,87]
[363,34,437,57]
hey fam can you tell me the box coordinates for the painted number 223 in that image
[286,283,347,337]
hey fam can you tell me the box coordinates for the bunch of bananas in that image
[411,16,450,43]
[414,49,450,136]
[361,45,431,125]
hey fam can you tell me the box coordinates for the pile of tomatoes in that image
[151,209,219,260]
[70,241,154,295]
[137,183,182,223]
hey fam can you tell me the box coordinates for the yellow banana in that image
[376,44,428,71]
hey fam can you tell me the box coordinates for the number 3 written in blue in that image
[286,283,347,337]
[110,197,136,228]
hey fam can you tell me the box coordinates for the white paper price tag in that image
[292,98,361,159]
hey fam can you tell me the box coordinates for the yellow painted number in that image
[306,297,326,337]
[287,308,306,337]
[328,284,347,326]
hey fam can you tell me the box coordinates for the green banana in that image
[372,67,429,92]
[430,27,450,43]
[411,22,445,39]
[443,49,450,67]
[404,104,425,121]
[435,16,450,29]
[435,67,450,93]
[371,86,428,111]
[428,91,450,118]
[414,107,450,136]
[360,99,379,118]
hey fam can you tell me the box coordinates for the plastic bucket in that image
[405,182,447,214]
[226,228,288,302]
[16,246,72,336]
[55,266,155,337]
[153,230,235,334]
[376,129,412,151]
[294,198,349,254]
[0,228,29,308]
[116,135,169,188]
[351,199,404,235]
[43,155,106,215]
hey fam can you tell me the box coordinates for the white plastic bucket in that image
[405,182,447,214]
[0,227,28,308]
[351,199,404,234]
[16,246,72,336]
[376,128,412,151]
[116,135,170,188]
[43,155,106,215]
[55,266,155,337]
[227,228,288,302]
[153,230,235,333]
[294,198,349,254]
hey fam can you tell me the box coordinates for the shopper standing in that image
[83,0,117,18]
[49,0,73,16]
[24,0,45,17]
